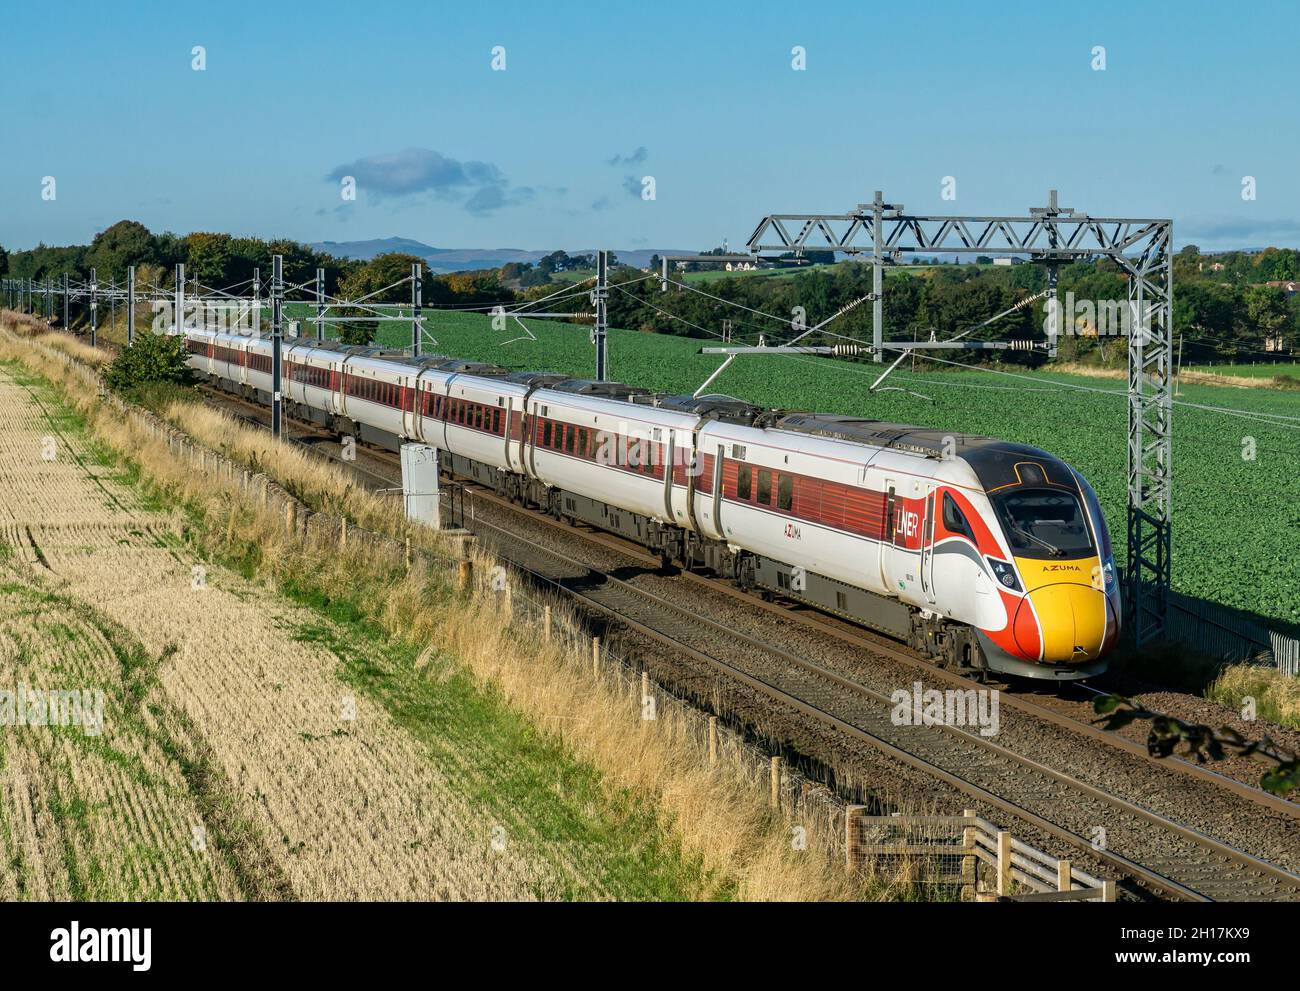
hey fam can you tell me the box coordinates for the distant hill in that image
[309,237,693,274]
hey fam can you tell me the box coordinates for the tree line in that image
[3,222,1295,363]
[608,248,1298,365]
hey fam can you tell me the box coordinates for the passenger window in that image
[567,428,577,454]
[777,475,793,512]
[757,470,772,505]
[737,465,752,501]
[543,421,552,447]
[943,492,974,540]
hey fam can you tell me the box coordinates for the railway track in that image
[198,382,1300,901]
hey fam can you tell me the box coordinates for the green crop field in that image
[287,306,1300,635]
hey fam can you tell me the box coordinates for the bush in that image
[104,331,194,393]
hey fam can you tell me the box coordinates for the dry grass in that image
[164,401,418,539]
[1207,664,1300,731]
[1051,359,1294,391]
[0,312,110,368]
[0,317,927,901]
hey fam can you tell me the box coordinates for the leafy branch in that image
[1093,695,1300,796]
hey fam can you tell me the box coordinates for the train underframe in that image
[222,375,1099,681]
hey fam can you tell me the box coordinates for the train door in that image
[880,478,897,590]
[503,396,515,466]
[919,483,937,604]
[401,375,417,439]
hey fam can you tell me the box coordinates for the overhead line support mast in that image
[702,189,1172,644]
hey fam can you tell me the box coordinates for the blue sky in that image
[2,0,1296,253]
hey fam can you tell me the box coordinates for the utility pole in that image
[411,262,423,356]
[127,266,136,345]
[871,191,884,363]
[62,273,69,328]
[89,268,98,348]
[252,267,261,339]
[315,266,325,342]
[175,264,185,338]
[594,249,609,380]
[271,254,283,438]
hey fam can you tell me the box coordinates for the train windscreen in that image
[991,488,1095,560]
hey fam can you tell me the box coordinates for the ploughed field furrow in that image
[470,515,1300,902]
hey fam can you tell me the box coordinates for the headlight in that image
[1103,557,1116,592]
[986,557,1021,592]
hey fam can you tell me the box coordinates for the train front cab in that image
[974,461,1121,680]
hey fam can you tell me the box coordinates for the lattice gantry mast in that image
[742,191,1172,644]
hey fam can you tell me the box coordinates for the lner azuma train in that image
[184,328,1122,681]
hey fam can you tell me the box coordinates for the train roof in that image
[436,359,511,377]
[774,413,1076,490]
[652,393,765,425]
[506,371,571,388]
[546,379,652,401]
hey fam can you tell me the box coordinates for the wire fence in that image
[1165,586,1299,677]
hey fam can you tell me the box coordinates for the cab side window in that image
[943,492,974,540]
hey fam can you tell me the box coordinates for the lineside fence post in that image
[845,804,865,875]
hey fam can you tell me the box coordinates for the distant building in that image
[992,257,1024,266]
[1264,280,1299,295]
[724,261,756,272]
[1265,334,1288,352]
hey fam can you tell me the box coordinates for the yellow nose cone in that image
[1016,582,1109,662]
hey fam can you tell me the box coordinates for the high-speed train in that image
[184,327,1121,681]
